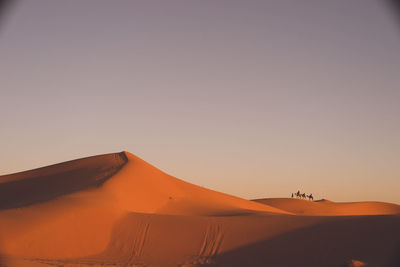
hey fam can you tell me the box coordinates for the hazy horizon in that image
[1,0,399,203]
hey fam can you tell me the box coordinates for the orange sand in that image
[0,152,399,267]
[253,197,400,216]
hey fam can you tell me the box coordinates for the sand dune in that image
[102,152,290,216]
[253,198,400,216]
[0,152,399,267]
[0,152,286,260]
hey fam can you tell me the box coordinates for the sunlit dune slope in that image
[0,151,287,259]
[253,198,400,216]
[105,152,289,215]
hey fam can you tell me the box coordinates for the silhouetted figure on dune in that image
[292,191,314,201]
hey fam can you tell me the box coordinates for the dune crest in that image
[253,198,400,216]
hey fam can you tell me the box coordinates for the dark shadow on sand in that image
[0,152,128,210]
[208,215,400,267]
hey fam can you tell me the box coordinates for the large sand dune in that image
[0,152,399,267]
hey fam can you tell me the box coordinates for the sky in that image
[0,0,399,203]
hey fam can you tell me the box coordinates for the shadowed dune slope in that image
[253,198,400,216]
[211,214,400,267]
[0,152,128,209]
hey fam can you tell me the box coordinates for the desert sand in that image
[254,198,400,216]
[0,152,399,267]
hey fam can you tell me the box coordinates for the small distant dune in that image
[253,197,400,216]
[345,259,367,267]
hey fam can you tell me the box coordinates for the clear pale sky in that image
[1,0,399,203]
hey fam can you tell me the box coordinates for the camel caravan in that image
[291,190,313,201]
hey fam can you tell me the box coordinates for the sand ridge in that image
[253,197,400,216]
